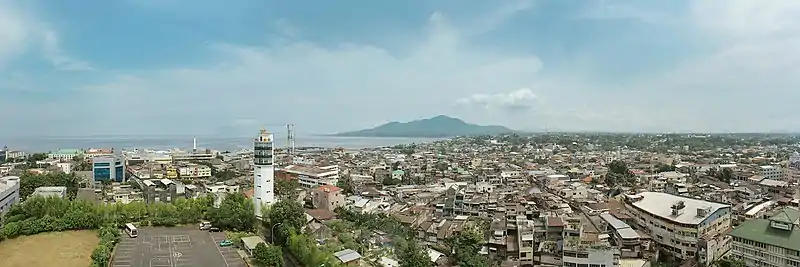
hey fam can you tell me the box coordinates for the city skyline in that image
[1,0,799,136]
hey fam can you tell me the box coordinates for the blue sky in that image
[2,0,800,137]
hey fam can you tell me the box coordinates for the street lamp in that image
[271,222,283,243]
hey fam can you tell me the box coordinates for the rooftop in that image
[284,164,336,176]
[627,192,730,225]
[729,208,800,251]
[53,149,82,155]
[333,249,362,263]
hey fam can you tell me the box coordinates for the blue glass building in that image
[92,156,126,182]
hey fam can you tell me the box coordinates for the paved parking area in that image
[111,226,247,267]
[209,232,248,267]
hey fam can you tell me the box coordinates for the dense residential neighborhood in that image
[2,133,800,267]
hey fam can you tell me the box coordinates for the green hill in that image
[332,115,515,138]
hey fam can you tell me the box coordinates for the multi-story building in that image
[253,129,275,219]
[728,207,800,267]
[49,149,83,162]
[0,146,25,162]
[760,165,783,181]
[623,192,732,266]
[283,164,339,188]
[92,156,126,182]
[788,152,800,198]
[562,236,619,267]
[312,185,345,212]
[178,164,212,179]
[599,212,643,258]
[84,148,114,158]
[0,176,20,214]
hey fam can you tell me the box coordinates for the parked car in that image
[219,239,233,247]
[209,227,221,232]
[199,222,212,230]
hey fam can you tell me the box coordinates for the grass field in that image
[0,231,99,267]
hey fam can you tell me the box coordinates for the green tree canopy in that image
[253,243,283,267]
[264,199,306,244]
[208,193,255,232]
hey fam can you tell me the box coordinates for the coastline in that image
[1,135,443,153]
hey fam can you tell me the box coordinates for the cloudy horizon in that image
[2,0,799,137]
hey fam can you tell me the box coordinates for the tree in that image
[654,164,676,173]
[336,175,355,195]
[208,193,255,232]
[395,238,431,267]
[719,168,734,183]
[712,258,745,267]
[275,179,300,200]
[18,173,81,201]
[253,243,283,267]
[446,229,489,267]
[264,199,306,244]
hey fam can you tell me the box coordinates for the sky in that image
[2,0,800,137]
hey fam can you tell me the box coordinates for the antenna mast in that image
[287,124,296,157]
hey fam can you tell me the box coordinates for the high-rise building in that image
[253,129,275,219]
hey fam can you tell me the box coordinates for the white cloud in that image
[457,88,539,111]
[41,30,93,71]
[0,4,32,67]
[5,0,800,135]
[61,3,546,135]
[0,2,90,71]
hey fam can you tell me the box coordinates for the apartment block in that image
[623,192,732,266]
[283,164,339,188]
[728,207,800,267]
[0,176,20,214]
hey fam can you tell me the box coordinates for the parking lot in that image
[111,226,247,267]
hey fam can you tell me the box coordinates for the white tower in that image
[253,129,276,219]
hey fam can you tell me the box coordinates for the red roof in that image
[547,216,565,227]
[243,188,255,199]
[317,184,342,193]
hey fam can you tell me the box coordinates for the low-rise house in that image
[33,186,68,198]
[333,249,362,266]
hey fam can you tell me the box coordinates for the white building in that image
[253,129,275,219]
[33,186,68,198]
[284,164,340,188]
[562,239,619,267]
[759,165,783,180]
[623,192,732,266]
[178,164,212,179]
[56,162,73,174]
[0,176,20,214]
[49,149,83,162]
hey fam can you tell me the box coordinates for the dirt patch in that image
[0,231,99,267]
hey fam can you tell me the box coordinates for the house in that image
[305,209,336,240]
[312,185,345,212]
[241,235,267,256]
[333,249,362,266]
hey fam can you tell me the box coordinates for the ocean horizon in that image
[1,135,441,153]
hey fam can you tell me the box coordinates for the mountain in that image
[331,115,515,138]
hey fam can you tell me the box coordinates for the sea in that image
[0,135,441,153]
